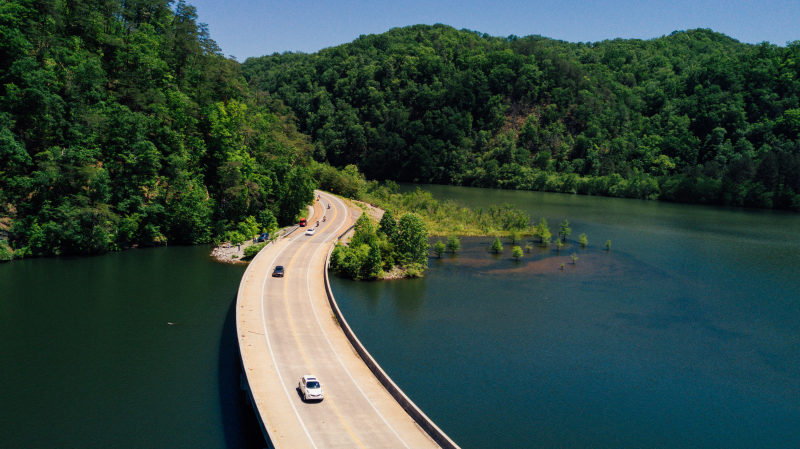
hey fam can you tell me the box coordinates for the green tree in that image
[362,243,383,279]
[559,219,571,242]
[433,240,446,258]
[571,253,579,264]
[394,213,429,266]
[351,214,377,247]
[446,235,461,254]
[0,240,13,261]
[535,217,551,245]
[490,236,503,254]
[605,239,612,251]
[378,210,397,240]
[579,233,588,248]
[512,245,523,260]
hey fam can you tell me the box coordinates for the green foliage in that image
[244,25,800,211]
[559,219,571,242]
[433,240,446,258]
[490,236,503,254]
[512,245,523,260]
[0,0,314,257]
[605,239,612,251]
[363,185,531,236]
[509,230,521,244]
[556,240,564,252]
[310,161,366,198]
[446,235,461,254]
[224,231,246,246]
[0,240,13,261]
[378,210,397,240]
[243,242,267,259]
[570,253,579,264]
[394,213,429,266]
[579,233,588,248]
[524,243,533,253]
[535,218,551,246]
[331,212,429,280]
[237,216,261,241]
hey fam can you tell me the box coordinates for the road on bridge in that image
[237,191,444,449]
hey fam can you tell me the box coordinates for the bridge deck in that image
[237,192,447,449]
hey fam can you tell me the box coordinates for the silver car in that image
[298,375,324,402]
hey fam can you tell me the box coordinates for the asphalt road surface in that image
[237,191,442,449]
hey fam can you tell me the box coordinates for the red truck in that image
[299,218,307,227]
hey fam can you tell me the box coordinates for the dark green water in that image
[331,185,800,449]
[0,246,263,448]
[2,189,798,449]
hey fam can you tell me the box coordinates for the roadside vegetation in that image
[330,212,428,280]
[315,163,606,274]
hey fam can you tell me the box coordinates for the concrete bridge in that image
[236,191,459,449]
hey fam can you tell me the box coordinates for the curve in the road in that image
[237,191,456,449]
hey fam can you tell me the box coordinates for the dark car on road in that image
[272,265,285,277]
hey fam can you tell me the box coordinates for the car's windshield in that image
[306,381,320,389]
[275,266,283,271]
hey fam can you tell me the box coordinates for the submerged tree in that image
[512,245,523,261]
[490,236,503,254]
[433,240,446,258]
[579,233,588,248]
[446,235,461,254]
[559,219,571,242]
[535,218,551,246]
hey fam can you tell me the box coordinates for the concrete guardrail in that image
[323,242,460,449]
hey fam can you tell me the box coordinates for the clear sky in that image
[187,0,800,61]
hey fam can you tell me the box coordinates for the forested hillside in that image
[243,24,800,210]
[0,0,314,257]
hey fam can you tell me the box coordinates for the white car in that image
[305,227,316,236]
[298,375,324,402]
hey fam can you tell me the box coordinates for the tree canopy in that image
[0,0,314,256]
[243,25,800,211]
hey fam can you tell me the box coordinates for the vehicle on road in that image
[298,375,324,402]
[272,265,284,277]
[257,233,269,242]
[305,228,316,236]
[299,218,307,227]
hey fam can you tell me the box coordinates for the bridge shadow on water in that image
[218,294,269,449]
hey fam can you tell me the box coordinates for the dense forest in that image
[0,0,315,258]
[243,24,800,210]
[3,7,799,260]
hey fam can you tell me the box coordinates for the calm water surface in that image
[0,246,263,448]
[332,185,800,449]
[2,189,798,449]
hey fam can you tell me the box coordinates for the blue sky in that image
[187,0,800,61]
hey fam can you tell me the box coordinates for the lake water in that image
[0,246,263,448]
[330,185,800,449]
[2,188,798,448]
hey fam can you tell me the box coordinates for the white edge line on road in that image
[259,236,320,449]
[307,193,413,449]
